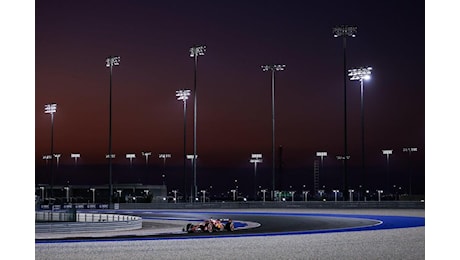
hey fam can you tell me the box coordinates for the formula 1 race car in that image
[183,218,235,233]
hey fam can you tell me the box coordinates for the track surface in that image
[36,209,424,242]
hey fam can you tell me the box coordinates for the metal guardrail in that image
[35,212,142,233]
[118,201,425,210]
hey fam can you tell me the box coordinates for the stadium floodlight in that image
[190,45,206,203]
[53,154,61,168]
[382,149,393,192]
[106,154,116,159]
[177,89,192,200]
[403,147,418,195]
[348,189,355,202]
[159,153,171,185]
[261,64,286,195]
[126,153,136,166]
[376,190,384,202]
[189,45,206,57]
[333,189,340,202]
[316,151,327,167]
[141,151,151,165]
[333,25,357,201]
[44,103,57,197]
[349,66,373,200]
[90,188,96,203]
[106,55,120,206]
[42,155,52,164]
[302,191,309,202]
[260,189,267,202]
[71,153,80,165]
[250,153,263,200]
[333,25,357,38]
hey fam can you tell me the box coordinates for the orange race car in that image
[183,218,235,233]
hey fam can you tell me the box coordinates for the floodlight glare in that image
[176,89,191,101]
[333,25,357,37]
[403,147,418,152]
[44,103,57,114]
[187,155,198,160]
[105,154,116,159]
[348,67,372,81]
[43,155,52,160]
[126,154,136,159]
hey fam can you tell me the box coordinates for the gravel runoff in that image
[35,209,425,260]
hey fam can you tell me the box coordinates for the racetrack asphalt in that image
[35,208,425,259]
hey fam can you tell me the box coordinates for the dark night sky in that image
[32,0,427,194]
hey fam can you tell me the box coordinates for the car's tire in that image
[207,222,213,233]
[225,222,234,232]
[186,223,193,233]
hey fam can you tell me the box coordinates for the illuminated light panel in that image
[189,45,206,57]
[44,103,57,114]
[261,64,286,72]
[333,25,357,37]
[382,150,393,155]
[105,56,120,67]
[348,67,372,81]
[176,89,191,101]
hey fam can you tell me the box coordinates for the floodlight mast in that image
[106,55,120,206]
[349,66,372,200]
[403,147,417,195]
[250,154,263,200]
[333,25,357,200]
[261,64,286,198]
[382,150,393,192]
[44,103,57,197]
[176,89,191,200]
[189,45,206,202]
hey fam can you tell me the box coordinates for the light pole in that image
[250,153,263,200]
[126,153,136,167]
[54,154,61,168]
[403,147,418,195]
[377,190,383,202]
[201,190,206,203]
[187,154,198,202]
[106,55,120,205]
[231,189,237,201]
[45,103,57,197]
[261,189,267,202]
[39,186,45,202]
[349,66,372,200]
[159,153,171,185]
[261,64,286,195]
[336,155,350,197]
[333,25,357,201]
[189,45,206,203]
[90,188,96,203]
[141,152,151,165]
[64,186,70,203]
[382,149,393,192]
[43,155,52,165]
[176,89,191,200]
[71,153,80,166]
[316,151,327,189]
[302,191,309,202]
[172,190,178,203]
[348,189,354,202]
[333,189,339,202]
